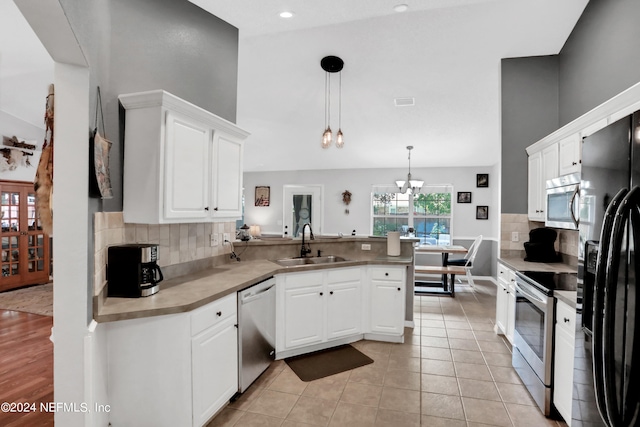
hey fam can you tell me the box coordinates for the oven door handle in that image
[514,282,547,306]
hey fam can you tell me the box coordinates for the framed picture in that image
[457,192,472,203]
[255,186,270,206]
[476,205,489,220]
[477,173,489,188]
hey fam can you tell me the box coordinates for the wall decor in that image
[342,189,352,214]
[0,135,40,182]
[255,186,270,206]
[457,191,471,203]
[476,173,489,188]
[476,205,489,220]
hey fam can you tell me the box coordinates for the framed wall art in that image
[457,192,471,203]
[476,205,489,220]
[476,173,489,188]
[255,186,270,206]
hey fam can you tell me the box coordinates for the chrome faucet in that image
[300,223,315,257]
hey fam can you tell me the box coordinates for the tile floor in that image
[208,280,568,426]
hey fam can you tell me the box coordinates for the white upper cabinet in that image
[119,90,249,224]
[558,133,581,176]
[528,143,558,221]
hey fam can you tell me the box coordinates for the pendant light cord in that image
[338,71,342,129]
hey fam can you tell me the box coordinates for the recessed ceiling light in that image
[393,4,409,13]
[279,11,294,18]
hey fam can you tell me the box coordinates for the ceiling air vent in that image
[394,97,415,107]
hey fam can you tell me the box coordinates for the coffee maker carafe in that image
[107,244,163,297]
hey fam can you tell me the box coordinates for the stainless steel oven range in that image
[512,270,577,416]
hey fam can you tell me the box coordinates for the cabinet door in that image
[327,278,361,340]
[541,144,559,218]
[212,134,243,218]
[528,151,543,221]
[506,278,516,343]
[495,280,508,334]
[370,280,405,335]
[283,284,325,348]
[164,111,211,220]
[192,315,238,427]
[559,134,581,175]
[553,299,575,425]
[554,326,574,425]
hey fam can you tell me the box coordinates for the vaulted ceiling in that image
[191,0,589,172]
[1,0,589,174]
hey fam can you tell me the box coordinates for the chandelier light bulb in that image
[322,127,332,149]
[335,129,344,148]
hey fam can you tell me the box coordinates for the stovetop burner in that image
[516,270,578,294]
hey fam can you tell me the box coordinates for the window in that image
[371,185,452,245]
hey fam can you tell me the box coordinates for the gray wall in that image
[57,0,239,319]
[559,0,640,126]
[500,56,559,214]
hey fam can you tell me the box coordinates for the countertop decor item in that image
[395,146,423,194]
[320,55,345,149]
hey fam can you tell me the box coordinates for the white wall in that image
[243,164,500,240]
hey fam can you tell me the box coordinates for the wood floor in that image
[0,309,53,426]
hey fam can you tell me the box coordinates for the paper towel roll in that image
[387,232,401,256]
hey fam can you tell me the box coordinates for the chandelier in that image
[321,56,344,149]
[396,146,423,194]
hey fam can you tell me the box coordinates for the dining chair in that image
[446,235,483,287]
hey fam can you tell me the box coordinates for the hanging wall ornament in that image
[342,190,352,214]
[34,84,54,235]
[89,86,114,199]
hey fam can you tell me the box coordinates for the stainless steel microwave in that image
[545,173,580,230]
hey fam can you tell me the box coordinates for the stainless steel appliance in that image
[546,172,580,230]
[574,112,640,426]
[513,270,577,415]
[237,277,276,393]
[107,244,163,297]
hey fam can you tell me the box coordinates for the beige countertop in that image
[498,256,577,274]
[554,290,578,309]
[94,255,412,323]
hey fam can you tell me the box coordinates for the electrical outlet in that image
[223,233,231,245]
[210,233,219,247]
[511,231,519,242]
[361,244,371,251]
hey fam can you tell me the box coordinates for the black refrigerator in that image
[576,111,640,426]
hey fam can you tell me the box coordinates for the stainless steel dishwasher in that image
[237,277,276,393]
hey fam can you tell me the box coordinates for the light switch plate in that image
[361,244,371,250]
[511,231,519,242]
[210,233,219,247]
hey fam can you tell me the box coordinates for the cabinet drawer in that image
[191,293,237,336]
[555,300,576,338]
[283,271,324,289]
[327,267,361,283]
[371,267,404,281]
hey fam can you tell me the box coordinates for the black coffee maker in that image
[107,244,163,297]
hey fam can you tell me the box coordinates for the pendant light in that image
[321,56,344,149]
[396,146,424,194]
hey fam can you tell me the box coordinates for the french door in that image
[0,181,51,291]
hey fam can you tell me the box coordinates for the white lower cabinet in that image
[276,265,406,357]
[106,293,238,427]
[553,299,576,426]
[496,262,516,342]
[370,267,406,335]
[277,268,363,353]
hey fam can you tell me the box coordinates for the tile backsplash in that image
[500,213,578,258]
[93,212,235,296]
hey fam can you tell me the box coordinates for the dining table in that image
[414,245,468,296]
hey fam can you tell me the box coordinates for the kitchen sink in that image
[275,255,350,267]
